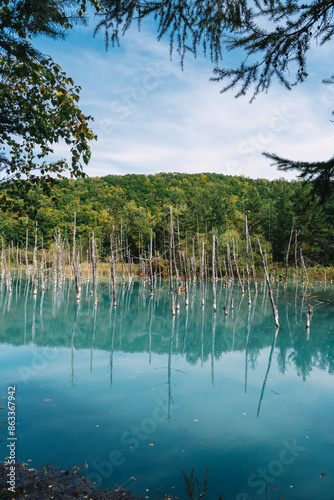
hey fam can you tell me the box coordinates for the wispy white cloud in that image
[33,19,333,181]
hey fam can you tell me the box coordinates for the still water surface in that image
[1,279,334,499]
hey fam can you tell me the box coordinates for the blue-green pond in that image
[1,279,334,499]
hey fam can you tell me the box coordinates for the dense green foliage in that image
[0,0,99,194]
[1,172,333,264]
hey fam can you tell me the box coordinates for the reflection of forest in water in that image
[1,278,334,385]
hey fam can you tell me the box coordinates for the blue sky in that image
[34,12,334,181]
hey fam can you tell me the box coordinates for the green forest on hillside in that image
[1,172,333,266]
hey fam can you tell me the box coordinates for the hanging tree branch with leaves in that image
[0,0,101,204]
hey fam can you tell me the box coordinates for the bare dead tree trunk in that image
[201,241,205,306]
[173,233,180,311]
[169,206,176,316]
[68,241,72,280]
[149,228,154,297]
[33,222,38,295]
[248,232,257,294]
[10,241,13,275]
[216,236,223,281]
[295,230,299,277]
[192,236,196,281]
[182,251,189,307]
[18,243,22,278]
[1,239,6,282]
[223,256,228,285]
[233,238,244,293]
[154,234,158,281]
[52,239,57,286]
[257,237,280,328]
[92,232,98,307]
[86,250,89,282]
[227,242,234,281]
[212,234,217,312]
[128,244,132,283]
[245,216,252,305]
[306,313,310,329]
[75,253,81,301]
[121,222,125,285]
[16,242,19,275]
[7,249,12,292]
[110,226,117,307]
[25,227,29,277]
[4,243,12,292]
[88,237,92,279]
[57,229,64,286]
[157,249,161,283]
[285,225,294,285]
[176,211,183,280]
[41,249,46,291]
[143,251,147,283]
[73,213,81,301]
[300,248,308,283]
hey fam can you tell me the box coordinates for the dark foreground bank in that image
[0,461,178,500]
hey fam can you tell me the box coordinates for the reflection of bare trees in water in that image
[232,291,244,351]
[257,328,279,417]
[70,302,80,387]
[1,273,333,397]
[32,294,36,354]
[245,294,257,395]
[109,304,116,388]
[90,303,97,374]
[211,312,216,387]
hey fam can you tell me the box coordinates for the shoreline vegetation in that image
[0,461,159,500]
[1,173,332,291]
[1,255,334,281]
[1,240,333,336]
[1,174,333,322]
[0,461,286,500]
[1,217,333,329]
[1,231,333,293]
[1,258,334,287]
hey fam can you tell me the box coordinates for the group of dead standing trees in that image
[168,207,280,328]
[1,207,317,328]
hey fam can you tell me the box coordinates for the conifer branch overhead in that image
[96,0,334,99]
[263,152,334,199]
[95,0,251,66]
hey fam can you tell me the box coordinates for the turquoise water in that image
[1,279,334,499]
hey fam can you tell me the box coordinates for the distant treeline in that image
[1,172,333,265]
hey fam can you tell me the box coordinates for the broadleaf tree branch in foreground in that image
[0,0,100,203]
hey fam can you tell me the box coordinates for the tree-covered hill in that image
[1,172,333,265]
